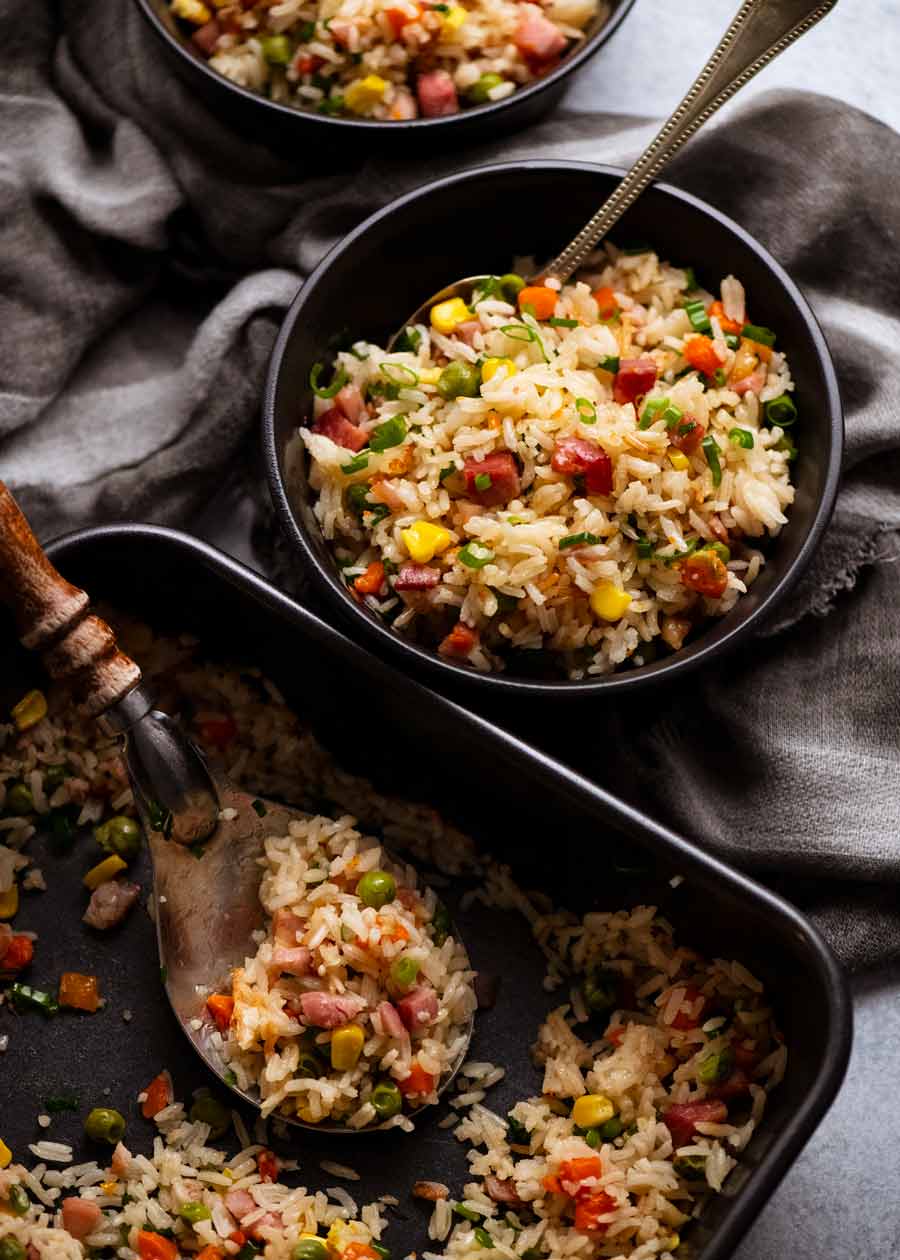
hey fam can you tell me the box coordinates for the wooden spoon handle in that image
[0,481,141,716]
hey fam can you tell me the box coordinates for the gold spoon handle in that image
[0,480,142,715]
[543,0,838,282]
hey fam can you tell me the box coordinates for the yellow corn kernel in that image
[440,5,468,37]
[170,0,212,23]
[101,1181,118,1196]
[83,855,127,891]
[401,521,453,564]
[481,357,517,384]
[11,689,47,732]
[661,1233,680,1253]
[571,1093,615,1129]
[590,582,632,622]
[430,297,471,335]
[418,366,441,385]
[344,75,387,114]
[330,1024,365,1071]
[668,450,689,471]
[0,884,19,920]
[0,1139,11,1169]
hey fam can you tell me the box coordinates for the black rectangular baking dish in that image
[0,524,851,1260]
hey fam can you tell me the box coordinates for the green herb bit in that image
[452,1204,483,1223]
[380,361,419,387]
[371,1245,391,1260]
[499,322,547,363]
[597,356,619,374]
[639,397,669,430]
[474,473,492,492]
[439,464,457,482]
[251,799,268,817]
[673,1154,708,1182]
[10,983,58,1017]
[260,34,291,64]
[393,326,421,353]
[636,539,654,559]
[741,322,776,347]
[431,900,452,945]
[547,317,578,328]
[224,1069,237,1086]
[713,368,727,387]
[309,360,349,399]
[775,432,798,461]
[559,532,601,550]
[341,451,370,475]
[682,266,697,291]
[765,394,797,427]
[298,20,316,39]
[702,435,723,488]
[661,403,683,430]
[179,1203,213,1225]
[458,542,494,569]
[316,96,345,116]
[684,299,711,334]
[575,397,597,424]
[363,503,391,527]
[724,332,740,350]
[474,1227,495,1248]
[369,416,408,452]
[506,1113,530,1145]
[728,427,754,449]
[44,1094,79,1113]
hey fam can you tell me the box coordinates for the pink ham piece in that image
[273,908,305,945]
[396,985,438,1031]
[389,88,418,120]
[514,7,567,63]
[249,1212,283,1239]
[27,1246,39,1260]
[110,1142,132,1178]
[454,320,482,347]
[61,1197,102,1240]
[416,70,459,118]
[82,880,140,930]
[299,990,366,1029]
[551,437,612,495]
[613,357,658,404]
[377,1000,408,1039]
[484,1176,522,1205]
[394,564,440,591]
[269,946,311,976]
[224,1188,257,1221]
[335,383,365,422]
[462,451,521,506]
[732,366,766,396]
[709,1069,752,1101]
[192,18,221,55]
[663,1100,728,1148]
[313,406,367,452]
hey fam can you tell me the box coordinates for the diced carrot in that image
[592,286,619,320]
[293,53,324,75]
[58,972,100,1012]
[141,1071,173,1120]
[707,299,743,334]
[541,1173,562,1194]
[573,1187,615,1233]
[384,3,422,34]
[1,935,34,972]
[137,1231,178,1260]
[196,1248,224,1260]
[439,622,478,657]
[398,1061,436,1096]
[228,1233,246,1247]
[256,1150,279,1182]
[743,337,773,364]
[354,561,385,596]
[604,1024,626,1046]
[683,335,723,377]
[559,1155,602,1185]
[206,993,235,1033]
[343,1247,380,1260]
[517,286,557,320]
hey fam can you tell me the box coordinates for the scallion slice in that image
[661,403,683,430]
[765,394,797,427]
[559,532,601,549]
[380,361,419,387]
[341,451,370,474]
[702,434,723,487]
[684,299,711,334]
[369,416,407,452]
[682,266,697,291]
[639,397,669,430]
[309,360,349,399]
[741,322,776,347]
[597,356,620,374]
[724,332,740,350]
[713,368,727,387]
[499,322,548,363]
[547,317,579,328]
[458,541,494,569]
[728,427,754,449]
[392,327,421,353]
[439,464,457,481]
[636,538,654,559]
[575,397,597,424]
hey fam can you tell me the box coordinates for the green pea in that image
[292,1242,329,1260]
[6,783,34,816]
[436,361,481,401]
[260,34,291,64]
[389,955,420,991]
[598,1115,624,1141]
[583,1127,601,1148]
[189,1095,231,1139]
[179,1203,212,1224]
[583,967,619,1016]
[297,1050,325,1078]
[431,900,452,945]
[673,1154,708,1182]
[499,274,526,302]
[467,72,504,104]
[42,764,68,791]
[8,1185,29,1216]
[697,1047,734,1085]
[0,1239,26,1260]
[97,815,142,861]
[356,869,396,909]
[84,1107,126,1144]
[370,1080,402,1120]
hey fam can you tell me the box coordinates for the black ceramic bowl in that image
[263,161,843,696]
[133,0,637,151]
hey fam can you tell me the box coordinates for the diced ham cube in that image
[389,87,419,120]
[416,70,459,118]
[335,383,365,422]
[396,985,439,1031]
[514,7,567,63]
[269,946,311,976]
[394,564,440,591]
[192,18,221,56]
[454,320,482,347]
[732,365,766,396]
[484,1176,522,1205]
[224,1188,257,1221]
[61,1198,103,1240]
[709,1069,752,1101]
[299,990,366,1028]
[377,1000,409,1039]
[249,1212,283,1238]
[273,908,305,945]
[82,880,140,930]
[668,417,705,455]
[551,437,612,494]
[663,1100,728,1148]
[462,451,521,506]
[313,406,368,452]
[613,357,658,404]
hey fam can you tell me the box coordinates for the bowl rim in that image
[131,0,638,133]
[262,158,844,696]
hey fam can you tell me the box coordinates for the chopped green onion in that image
[775,432,798,462]
[259,34,291,64]
[682,266,697,291]
[639,397,669,429]
[251,799,268,817]
[661,403,683,430]
[393,326,421,353]
[741,323,776,347]
[298,20,316,40]
[10,983,58,1016]
[674,1155,708,1181]
[702,435,723,487]
[729,427,754,449]
[474,1228,495,1249]
[316,96,345,116]
[309,361,348,399]
[636,539,653,559]
[237,1242,263,1260]
[547,317,578,328]
[724,332,740,350]
[380,362,419,387]
[559,532,600,550]
[224,1069,237,1086]
[179,1203,213,1225]
[684,299,711,334]
[597,355,619,374]
[708,542,731,564]
[369,416,407,452]
[371,1246,391,1260]
[499,322,548,363]
[575,397,597,424]
[506,1114,530,1145]
[458,542,494,569]
[765,394,797,427]
[713,368,727,387]
[363,504,391,527]
[45,1094,79,1113]
[474,473,492,492]
[453,1205,484,1223]
[340,451,370,474]
[347,484,371,513]
[439,464,457,481]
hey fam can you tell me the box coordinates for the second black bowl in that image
[263,161,843,696]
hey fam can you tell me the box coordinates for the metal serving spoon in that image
[0,481,472,1133]
[389,0,838,344]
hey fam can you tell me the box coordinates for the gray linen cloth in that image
[2,0,898,968]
